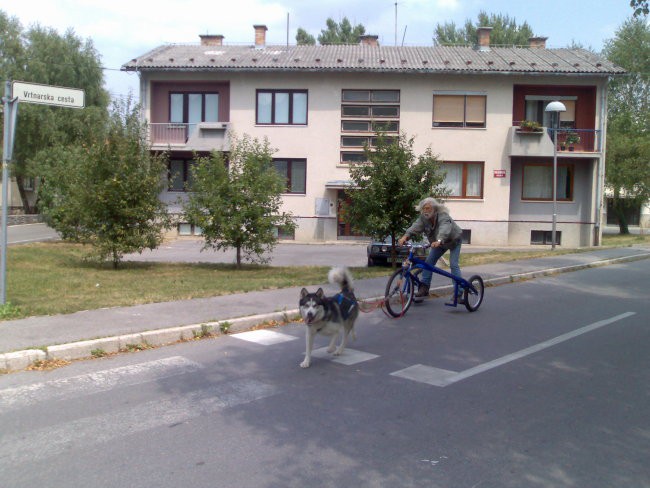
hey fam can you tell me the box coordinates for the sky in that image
[2,0,637,101]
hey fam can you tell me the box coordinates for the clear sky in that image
[2,0,638,101]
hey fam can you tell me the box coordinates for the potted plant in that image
[565,132,580,151]
[518,120,543,133]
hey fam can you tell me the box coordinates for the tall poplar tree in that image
[0,10,109,213]
[603,17,650,233]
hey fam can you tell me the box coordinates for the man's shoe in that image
[415,284,430,298]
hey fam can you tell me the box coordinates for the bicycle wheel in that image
[463,275,484,312]
[384,268,415,317]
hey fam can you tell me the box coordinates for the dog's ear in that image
[300,288,309,299]
[316,288,324,298]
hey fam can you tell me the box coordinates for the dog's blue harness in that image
[334,292,357,320]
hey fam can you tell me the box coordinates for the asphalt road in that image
[1,259,648,488]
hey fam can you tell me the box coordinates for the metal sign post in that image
[1,80,84,304]
[1,81,19,304]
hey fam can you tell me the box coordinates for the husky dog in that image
[298,267,359,368]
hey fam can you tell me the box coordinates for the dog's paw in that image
[333,348,344,356]
[326,345,336,353]
[300,360,311,368]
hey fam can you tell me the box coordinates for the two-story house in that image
[122,25,624,247]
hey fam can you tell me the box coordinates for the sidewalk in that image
[2,245,649,372]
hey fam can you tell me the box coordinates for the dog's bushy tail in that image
[328,267,354,293]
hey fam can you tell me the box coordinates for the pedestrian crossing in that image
[0,312,635,470]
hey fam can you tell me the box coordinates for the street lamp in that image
[545,101,566,250]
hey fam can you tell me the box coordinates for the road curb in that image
[2,252,649,373]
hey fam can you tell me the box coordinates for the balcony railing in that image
[149,123,195,145]
[148,122,230,151]
[547,128,602,153]
[512,123,601,154]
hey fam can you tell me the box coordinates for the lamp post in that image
[545,101,566,250]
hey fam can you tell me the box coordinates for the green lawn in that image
[2,234,647,320]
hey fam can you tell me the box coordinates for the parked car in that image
[366,237,427,266]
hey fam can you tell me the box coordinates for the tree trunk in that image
[15,176,33,214]
[613,197,630,234]
[236,245,242,268]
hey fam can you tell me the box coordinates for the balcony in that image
[509,125,601,158]
[149,122,230,151]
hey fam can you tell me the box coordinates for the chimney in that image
[476,27,492,51]
[528,36,548,49]
[254,25,267,48]
[200,34,224,47]
[359,35,379,47]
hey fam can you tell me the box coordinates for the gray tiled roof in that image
[122,43,624,75]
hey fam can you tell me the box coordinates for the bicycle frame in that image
[402,247,479,307]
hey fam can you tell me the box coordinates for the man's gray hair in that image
[415,197,449,214]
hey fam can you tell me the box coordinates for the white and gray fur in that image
[298,267,359,368]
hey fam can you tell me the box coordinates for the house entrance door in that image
[336,190,365,239]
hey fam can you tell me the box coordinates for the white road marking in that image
[0,356,203,411]
[392,312,636,387]
[233,329,297,345]
[311,347,379,365]
[0,378,278,466]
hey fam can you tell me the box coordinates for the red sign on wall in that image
[493,169,506,178]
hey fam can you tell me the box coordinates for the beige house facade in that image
[122,26,624,247]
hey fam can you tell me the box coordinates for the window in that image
[170,93,219,124]
[273,159,306,194]
[522,163,574,201]
[341,89,400,164]
[341,152,368,164]
[531,230,561,245]
[169,159,195,192]
[256,90,308,125]
[432,94,486,128]
[274,226,295,240]
[524,97,576,129]
[178,223,203,236]
[442,162,484,198]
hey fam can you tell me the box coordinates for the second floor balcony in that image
[149,122,230,152]
[510,125,602,158]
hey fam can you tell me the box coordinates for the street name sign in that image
[11,81,85,109]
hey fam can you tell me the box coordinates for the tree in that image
[344,132,448,267]
[0,12,109,213]
[603,17,650,233]
[434,11,534,46]
[296,27,316,45]
[183,134,296,267]
[37,98,171,268]
[630,0,649,17]
[296,17,366,46]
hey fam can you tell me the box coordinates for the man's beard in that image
[422,211,433,219]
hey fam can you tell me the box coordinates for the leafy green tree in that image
[0,11,25,81]
[434,11,534,46]
[296,17,366,46]
[37,98,171,268]
[0,12,109,213]
[344,132,448,267]
[319,17,366,44]
[296,27,316,45]
[603,17,650,233]
[183,134,295,267]
[630,0,649,17]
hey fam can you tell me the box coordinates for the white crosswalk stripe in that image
[0,378,278,467]
[0,356,203,412]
